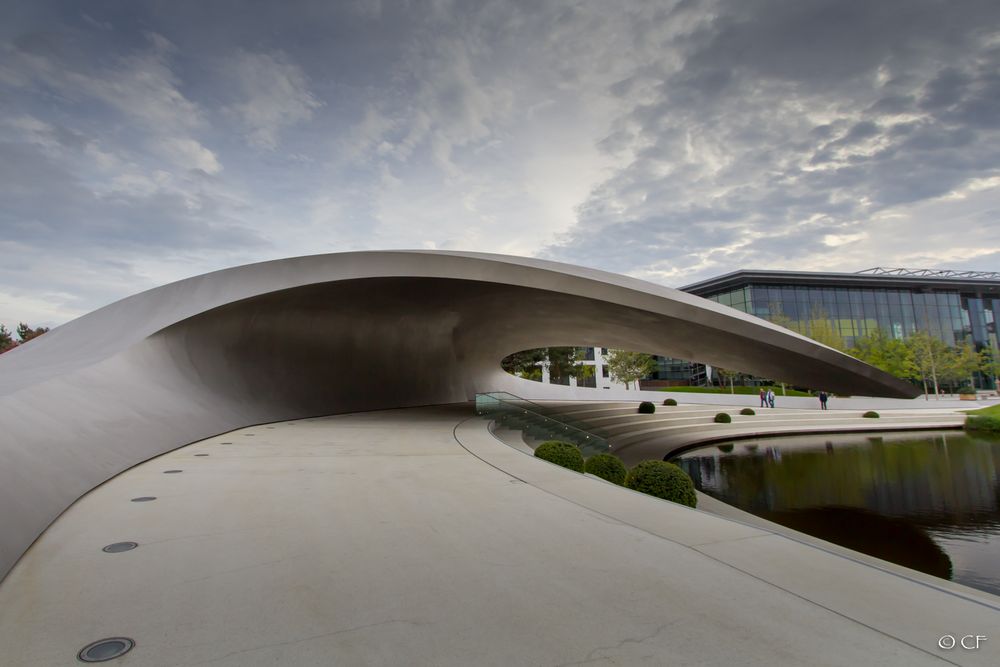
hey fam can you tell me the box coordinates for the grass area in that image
[658,385,815,397]
[963,404,1000,417]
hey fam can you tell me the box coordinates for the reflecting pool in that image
[674,430,1000,596]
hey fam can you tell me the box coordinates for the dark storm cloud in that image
[546,0,1000,281]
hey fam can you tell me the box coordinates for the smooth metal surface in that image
[0,250,917,581]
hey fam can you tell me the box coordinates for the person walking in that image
[767,389,775,408]
[759,388,767,408]
[819,391,828,410]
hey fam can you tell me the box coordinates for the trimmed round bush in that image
[638,401,656,414]
[663,398,678,406]
[625,461,697,507]
[862,411,880,419]
[714,412,732,423]
[534,440,584,472]
[584,453,627,485]
[717,443,734,453]
[966,415,1000,433]
[739,408,755,416]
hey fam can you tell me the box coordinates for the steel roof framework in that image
[857,267,1000,280]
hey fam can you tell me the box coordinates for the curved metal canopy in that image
[0,250,917,580]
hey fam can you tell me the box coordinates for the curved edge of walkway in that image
[454,415,1000,666]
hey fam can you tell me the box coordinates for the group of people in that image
[758,388,830,409]
[758,388,775,408]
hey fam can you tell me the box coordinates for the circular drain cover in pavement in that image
[130,497,156,502]
[78,637,135,662]
[194,454,209,457]
[102,542,138,553]
[220,441,232,445]
[163,469,182,474]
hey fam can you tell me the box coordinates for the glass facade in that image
[647,357,697,382]
[705,283,1000,351]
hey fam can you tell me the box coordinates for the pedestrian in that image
[819,391,828,410]
[767,389,775,408]
[759,388,766,408]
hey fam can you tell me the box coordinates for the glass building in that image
[677,267,1000,387]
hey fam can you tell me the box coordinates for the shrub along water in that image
[863,411,880,419]
[663,398,678,406]
[966,415,1000,433]
[739,408,755,415]
[714,412,732,423]
[638,401,656,414]
[584,453,627,485]
[625,461,697,507]
[534,440,584,472]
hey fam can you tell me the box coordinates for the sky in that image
[2,0,1000,328]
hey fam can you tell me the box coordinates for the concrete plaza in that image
[0,405,996,666]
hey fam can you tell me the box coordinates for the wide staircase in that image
[478,393,966,464]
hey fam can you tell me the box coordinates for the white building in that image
[537,347,632,391]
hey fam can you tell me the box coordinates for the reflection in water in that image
[675,431,1000,596]
[763,506,952,579]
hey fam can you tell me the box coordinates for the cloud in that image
[2,30,203,133]
[224,49,322,150]
[155,138,222,174]
[544,0,1000,283]
[2,0,1000,328]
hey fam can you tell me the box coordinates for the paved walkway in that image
[1,406,997,666]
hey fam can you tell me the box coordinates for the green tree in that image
[801,307,846,351]
[605,349,657,390]
[980,346,1000,389]
[501,349,546,381]
[766,304,845,351]
[849,329,916,380]
[907,331,946,399]
[16,322,49,343]
[766,302,794,330]
[546,346,582,384]
[716,367,740,393]
[939,342,979,393]
[502,347,594,384]
[0,325,16,354]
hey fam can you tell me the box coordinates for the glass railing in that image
[475,391,610,457]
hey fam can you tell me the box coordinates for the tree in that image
[605,349,657,390]
[849,329,916,380]
[16,322,49,343]
[939,342,979,393]
[716,367,739,393]
[766,304,845,351]
[980,346,1000,389]
[802,308,846,352]
[501,349,546,381]
[502,347,594,384]
[907,331,947,399]
[0,325,15,354]
[546,346,582,384]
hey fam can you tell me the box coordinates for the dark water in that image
[674,431,1000,596]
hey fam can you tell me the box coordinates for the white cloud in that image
[154,138,222,174]
[3,1,1000,328]
[224,50,322,150]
